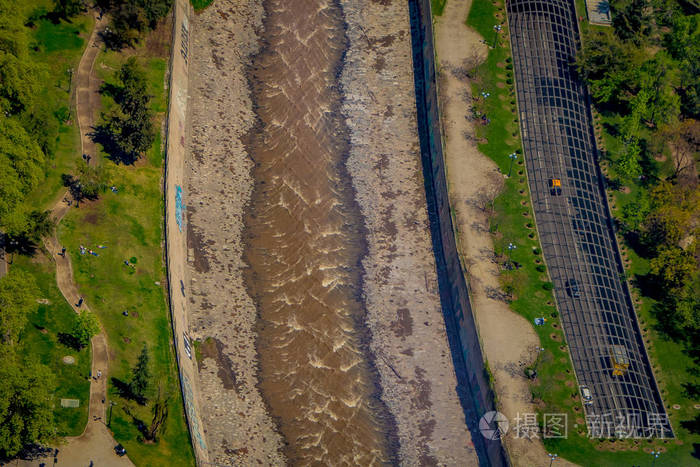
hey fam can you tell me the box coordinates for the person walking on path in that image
[77,297,84,307]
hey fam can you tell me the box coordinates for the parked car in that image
[580,385,593,405]
[115,444,127,457]
[566,278,581,298]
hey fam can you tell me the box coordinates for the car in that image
[115,444,127,457]
[549,178,562,195]
[580,385,592,405]
[566,279,581,298]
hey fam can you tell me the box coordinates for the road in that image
[507,0,672,437]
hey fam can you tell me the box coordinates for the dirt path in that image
[18,10,133,467]
[434,1,576,465]
[75,11,106,161]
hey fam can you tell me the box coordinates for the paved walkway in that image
[17,10,133,467]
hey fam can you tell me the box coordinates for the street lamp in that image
[651,450,660,467]
[507,153,518,177]
[547,453,558,467]
[492,24,501,48]
[506,242,516,268]
[108,401,117,427]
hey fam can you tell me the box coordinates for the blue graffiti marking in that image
[175,185,184,232]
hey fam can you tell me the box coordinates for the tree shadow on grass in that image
[691,443,700,461]
[57,332,82,351]
[681,413,700,435]
[89,124,139,165]
[111,377,146,405]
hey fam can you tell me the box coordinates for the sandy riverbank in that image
[433,1,576,465]
[341,0,478,464]
[184,1,285,464]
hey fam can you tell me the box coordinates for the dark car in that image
[566,279,581,298]
[115,444,127,457]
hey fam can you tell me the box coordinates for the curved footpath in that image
[19,10,133,467]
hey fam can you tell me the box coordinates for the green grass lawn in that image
[57,36,195,466]
[431,0,448,16]
[14,256,91,437]
[465,0,694,464]
[190,0,214,11]
[24,3,93,210]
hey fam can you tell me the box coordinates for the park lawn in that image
[466,0,691,464]
[24,2,93,210]
[57,26,195,467]
[431,0,447,16]
[13,255,91,437]
[190,0,214,11]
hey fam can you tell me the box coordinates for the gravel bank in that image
[341,0,479,464]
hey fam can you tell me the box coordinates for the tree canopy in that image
[71,310,100,348]
[98,0,172,50]
[580,1,700,343]
[92,58,155,164]
[0,357,55,459]
[0,270,38,346]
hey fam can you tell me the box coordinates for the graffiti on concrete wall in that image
[176,185,184,232]
[181,374,207,452]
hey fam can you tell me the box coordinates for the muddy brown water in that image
[243,1,397,464]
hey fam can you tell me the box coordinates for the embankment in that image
[407,0,508,465]
[162,0,209,464]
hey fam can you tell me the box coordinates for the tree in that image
[641,182,697,249]
[0,270,38,346]
[665,13,700,118]
[63,163,110,202]
[71,311,100,348]
[650,246,696,289]
[637,53,681,128]
[116,58,150,115]
[129,344,150,403]
[616,139,643,181]
[92,59,155,164]
[3,209,55,255]
[611,0,653,44]
[661,119,699,182]
[0,357,55,458]
[103,0,172,50]
[53,0,85,19]
[620,191,650,232]
[0,118,44,225]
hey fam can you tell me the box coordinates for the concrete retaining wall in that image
[163,1,210,464]
[407,1,508,465]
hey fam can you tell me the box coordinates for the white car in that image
[580,385,593,405]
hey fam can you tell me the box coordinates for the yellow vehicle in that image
[549,178,562,195]
[610,345,630,376]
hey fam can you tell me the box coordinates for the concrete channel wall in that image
[163,0,210,464]
[407,1,509,465]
